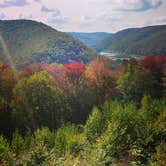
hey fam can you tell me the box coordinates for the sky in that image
[0,0,166,32]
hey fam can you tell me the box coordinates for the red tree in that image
[62,62,86,91]
[139,55,166,76]
[63,62,85,77]
[139,55,166,97]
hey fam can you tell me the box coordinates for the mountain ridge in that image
[95,25,166,56]
[68,32,111,48]
[0,19,97,68]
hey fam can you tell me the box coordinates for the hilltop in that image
[95,25,166,56]
[0,20,97,68]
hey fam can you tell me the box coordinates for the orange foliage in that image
[85,57,117,87]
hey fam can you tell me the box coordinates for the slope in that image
[95,25,166,56]
[68,32,111,48]
[0,20,97,68]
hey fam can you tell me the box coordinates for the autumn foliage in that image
[0,56,166,165]
[139,55,166,75]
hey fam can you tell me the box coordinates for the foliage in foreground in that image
[0,97,165,165]
[0,56,166,165]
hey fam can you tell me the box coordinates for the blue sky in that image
[0,0,165,32]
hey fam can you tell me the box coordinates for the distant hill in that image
[68,32,111,48]
[95,25,166,56]
[0,20,97,68]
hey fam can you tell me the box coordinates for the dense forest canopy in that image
[0,55,166,165]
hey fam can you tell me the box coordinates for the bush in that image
[153,142,166,166]
[11,130,26,155]
[0,135,9,163]
[54,124,83,156]
[84,107,105,143]
[33,127,55,149]
[98,102,151,164]
[141,96,165,122]
[27,142,51,166]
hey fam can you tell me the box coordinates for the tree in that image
[0,97,13,137]
[163,65,166,96]
[42,63,94,124]
[139,55,166,97]
[118,61,158,104]
[85,57,117,105]
[99,102,156,164]
[0,65,17,136]
[0,135,9,162]
[12,71,68,131]
[62,62,94,123]
[139,56,166,76]
[11,130,26,155]
[0,65,18,102]
[54,125,82,155]
[63,62,85,82]
[20,64,42,78]
[84,107,105,143]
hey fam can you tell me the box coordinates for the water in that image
[100,52,128,61]
[99,52,141,61]
[100,52,116,57]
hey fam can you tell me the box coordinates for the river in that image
[100,52,142,61]
[100,52,129,61]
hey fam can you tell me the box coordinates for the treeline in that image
[0,55,166,165]
[95,25,166,56]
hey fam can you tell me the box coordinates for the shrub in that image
[54,125,83,156]
[33,127,55,149]
[0,135,9,163]
[153,142,166,166]
[84,107,105,143]
[11,130,26,155]
[98,103,148,163]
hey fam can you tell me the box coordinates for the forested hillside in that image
[0,20,97,68]
[95,25,166,56]
[68,32,111,47]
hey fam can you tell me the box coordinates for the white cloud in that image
[0,0,165,32]
[0,12,5,19]
[148,0,162,6]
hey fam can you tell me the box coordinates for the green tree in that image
[0,135,9,162]
[118,62,157,104]
[12,71,68,131]
[54,124,83,155]
[33,127,55,149]
[141,95,165,121]
[84,107,105,143]
[11,130,26,155]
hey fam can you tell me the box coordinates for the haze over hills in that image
[0,20,97,68]
[95,25,166,56]
[68,32,111,48]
